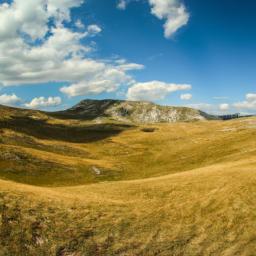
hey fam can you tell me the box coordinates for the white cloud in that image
[0,0,47,41]
[118,63,144,71]
[117,0,189,38]
[60,67,132,97]
[87,24,102,35]
[245,93,256,101]
[117,0,127,10]
[0,0,142,97]
[180,93,192,100]
[75,19,85,29]
[233,93,256,111]
[0,93,21,106]
[115,59,127,65]
[219,103,229,111]
[0,0,82,41]
[188,103,233,115]
[149,0,189,38]
[188,97,256,115]
[127,80,191,101]
[0,26,93,86]
[114,59,144,71]
[47,0,83,24]
[25,96,62,109]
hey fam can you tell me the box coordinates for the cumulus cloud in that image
[25,96,62,109]
[149,0,189,38]
[60,67,133,97]
[0,0,82,40]
[233,93,256,111]
[180,93,192,100]
[127,80,191,101]
[0,93,21,106]
[0,0,142,98]
[219,103,229,111]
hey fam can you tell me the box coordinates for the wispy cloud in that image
[117,0,127,10]
[180,93,192,100]
[213,96,229,100]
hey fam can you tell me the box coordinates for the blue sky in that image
[1,0,256,114]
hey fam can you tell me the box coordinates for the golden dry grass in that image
[1,107,256,255]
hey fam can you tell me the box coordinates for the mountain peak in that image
[55,99,212,123]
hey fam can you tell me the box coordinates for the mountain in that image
[1,102,256,255]
[54,99,215,123]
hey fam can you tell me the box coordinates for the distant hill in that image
[53,99,216,123]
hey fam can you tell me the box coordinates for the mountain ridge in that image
[53,99,216,123]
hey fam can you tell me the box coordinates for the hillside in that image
[0,103,246,186]
[2,158,256,255]
[53,99,215,123]
[1,103,256,254]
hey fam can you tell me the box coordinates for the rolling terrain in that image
[1,102,256,255]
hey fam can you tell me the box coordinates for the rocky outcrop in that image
[55,99,215,123]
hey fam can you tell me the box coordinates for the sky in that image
[1,0,256,114]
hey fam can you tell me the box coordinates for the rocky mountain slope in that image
[54,99,215,123]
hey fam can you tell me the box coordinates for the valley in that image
[1,102,256,255]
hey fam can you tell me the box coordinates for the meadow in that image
[1,105,256,255]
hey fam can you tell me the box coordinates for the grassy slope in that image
[0,106,256,186]
[1,106,256,254]
[1,159,256,255]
